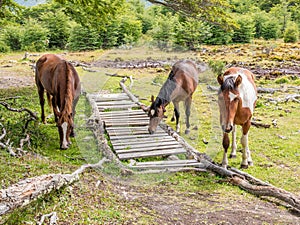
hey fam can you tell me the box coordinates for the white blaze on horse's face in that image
[229,91,238,102]
[61,122,68,149]
[148,106,164,134]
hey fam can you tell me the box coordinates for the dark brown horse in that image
[217,67,257,169]
[145,60,198,134]
[35,54,81,149]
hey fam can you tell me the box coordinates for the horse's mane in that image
[220,76,236,91]
[61,61,73,122]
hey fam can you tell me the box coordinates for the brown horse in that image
[35,54,81,149]
[145,60,198,134]
[217,67,257,169]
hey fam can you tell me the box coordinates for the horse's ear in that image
[151,95,155,103]
[235,75,242,87]
[217,75,223,85]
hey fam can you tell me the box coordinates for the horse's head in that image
[146,95,166,134]
[217,74,242,133]
[57,112,74,149]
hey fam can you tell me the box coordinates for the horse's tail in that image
[64,61,73,117]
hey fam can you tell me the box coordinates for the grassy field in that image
[0,42,299,224]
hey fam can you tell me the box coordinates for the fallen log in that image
[0,157,109,216]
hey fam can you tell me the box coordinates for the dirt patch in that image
[0,75,35,90]
[82,176,300,225]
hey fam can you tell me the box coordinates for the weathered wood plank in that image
[105,121,149,127]
[109,133,167,140]
[130,160,203,169]
[113,140,178,150]
[110,136,175,146]
[96,100,134,106]
[108,129,165,136]
[118,148,187,160]
[98,104,138,111]
[115,145,184,154]
[101,114,147,120]
[104,117,149,123]
[134,159,199,166]
[100,109,145,116]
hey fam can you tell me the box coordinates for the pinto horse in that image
[217,67,257,169]
[145,60,198,134]
[35,54,81,149]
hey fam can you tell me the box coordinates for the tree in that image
[147,0,236,30]
[40,9,71,49]
[283,22,299,42]
[232,15,255,43]
[21,19,49,51]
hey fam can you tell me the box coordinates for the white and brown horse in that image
[217,67,257,169]
[35,54,81,149]
[145,60,198,134]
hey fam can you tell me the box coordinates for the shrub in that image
[232,15,255,43]
[21,20,49,51]
[2,25,23,51]
[283,23,299,43]
[0,40,10,53]
[68,25,101,51]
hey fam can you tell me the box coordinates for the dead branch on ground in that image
[0,157,109,216]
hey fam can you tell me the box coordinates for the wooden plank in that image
[107,129,164,136]
[100,109,145,116]
[115,144,183,154]
[118,148,187,160]
[113,140,179,150]
[96,100,134,106]
[105,121,149,127]
[104,117,149,123]
[134,159,199,166]
[109,133,167,140]
[130,160,203,169]
[110,136,175,146]
[101,114,147,120]
[106,126,164,132]
[98,104,137,111]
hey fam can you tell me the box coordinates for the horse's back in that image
[36,54,80,96]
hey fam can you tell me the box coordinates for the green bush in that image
[0,40,10,53]
[40,10,71,49]
[21,20,49,51]
[2,25,23,51]
[283,23,299,43]
[232,15,255,43]
[68,25,101,51]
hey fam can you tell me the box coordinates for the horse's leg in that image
[240,120,253,168]
[173,101,180,133]
[70,96,80,137]
[184,96,192,134]
[37,84,46,124]
[222,132,230,169]
[230,125,237,158]
[171,106,175,122]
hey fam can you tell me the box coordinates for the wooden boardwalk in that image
[88,92,202,171]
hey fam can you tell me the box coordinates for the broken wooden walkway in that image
[87,92,202,171]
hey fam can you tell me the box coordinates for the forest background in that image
[1,0,300,52]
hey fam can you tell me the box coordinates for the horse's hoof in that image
[240,164,248,169]
[185,129,190,134]
[229,154,236,158]
[248,161,253,166]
